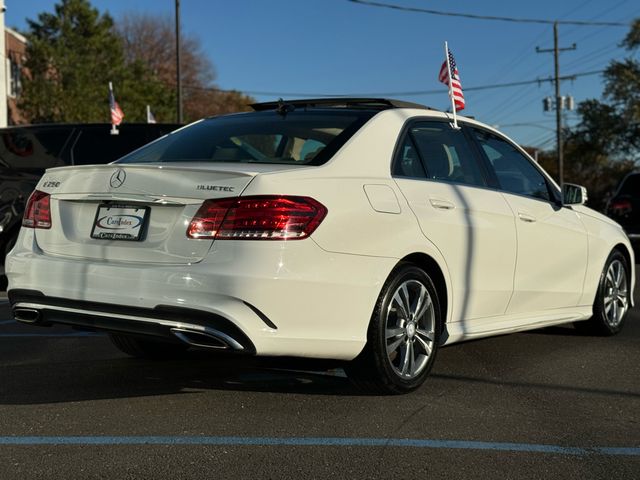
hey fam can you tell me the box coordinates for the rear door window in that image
[392,134,427,179]
[402,121,487,187]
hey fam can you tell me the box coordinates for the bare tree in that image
[117,12,253,121]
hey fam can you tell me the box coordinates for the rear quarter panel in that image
[240,110,456,323]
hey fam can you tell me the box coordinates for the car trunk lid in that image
[32,163,294,264]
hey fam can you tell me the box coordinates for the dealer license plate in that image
[91,204,149,241]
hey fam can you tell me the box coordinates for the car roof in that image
[250,98,435,112]
[247,97,487,126]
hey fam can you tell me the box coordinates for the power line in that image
[470,1,603,90]
[563,43,618,71]
[559,0,631,39]
[479,1,624,90]
[483,85,537,122]
[175,69,604,99]
[347,0,630,26]
[484,86,550,125]
[499,120,558,127]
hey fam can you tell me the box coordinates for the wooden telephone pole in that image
[536,22,576,190]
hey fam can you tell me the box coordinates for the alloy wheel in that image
[603,259,629,327]
[385,279,436,379]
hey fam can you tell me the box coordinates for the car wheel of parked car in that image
[575,250,630,336]
[345,264,441,394]
[109,333,189,359]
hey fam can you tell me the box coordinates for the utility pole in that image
[536,22,576,192]
[175,0,183,124]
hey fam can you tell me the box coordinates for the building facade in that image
[5,26,27,125]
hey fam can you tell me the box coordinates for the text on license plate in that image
[91,204,149,241]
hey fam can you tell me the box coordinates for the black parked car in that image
[0,123,179,259]
[606,172,640,250]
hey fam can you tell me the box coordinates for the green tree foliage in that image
[540,19,639,210]
[20,0,175,123]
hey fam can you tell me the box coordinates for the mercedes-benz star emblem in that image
[110,169,126,188]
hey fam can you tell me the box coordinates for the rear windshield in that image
[619,174,640,196]
[117,110,374,166]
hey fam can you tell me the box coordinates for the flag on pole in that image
[438,48,465,111]
[108,82,125,126]
[146,105,157,124]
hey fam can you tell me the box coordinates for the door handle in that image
[430,199,455,210]
[518,212,536,223]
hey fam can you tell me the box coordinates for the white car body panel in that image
[501,192,589,313]
[394,178,517,321]
[6,107,636,361]
[8,228,395,359]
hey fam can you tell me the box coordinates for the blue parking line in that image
[0,436,637,456]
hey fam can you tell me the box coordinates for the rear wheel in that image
[575,250,631,336]
[109,333,188,359]
[345,264,441,394]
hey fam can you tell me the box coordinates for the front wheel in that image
[345,264,441,394]
[575,250,631,336]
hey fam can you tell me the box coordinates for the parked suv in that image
[606,172,640,249]
[0,123,179,259]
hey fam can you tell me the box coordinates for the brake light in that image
[22,190,51,229]
[609,198,632,214]
[187,198,236,239]
[187,195,327,240]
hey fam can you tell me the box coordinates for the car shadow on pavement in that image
[0,352,374,404]
[1,346,639,405]
[527,324,588,336]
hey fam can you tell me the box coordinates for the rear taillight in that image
[187,195,327,240]
[22,190,51,229]
[609,198,632,214]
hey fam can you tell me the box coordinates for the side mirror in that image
[563,183,588,206]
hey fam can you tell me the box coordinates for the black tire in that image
[574,249,631,336]
[109,333,189,359]
[345,263,441,394]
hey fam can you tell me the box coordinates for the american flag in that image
[109,86,125,126]
[438,50,465,111]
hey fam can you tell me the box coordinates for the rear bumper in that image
[10,289,255,352]
[6,229,397,360]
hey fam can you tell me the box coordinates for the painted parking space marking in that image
[0,436,637,456]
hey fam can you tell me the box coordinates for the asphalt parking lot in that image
[0,268,639,479]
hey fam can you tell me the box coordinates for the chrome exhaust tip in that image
[13,307,42,324]
[170,327,243,351]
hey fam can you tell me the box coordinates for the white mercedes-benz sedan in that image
[6,98,636,394]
